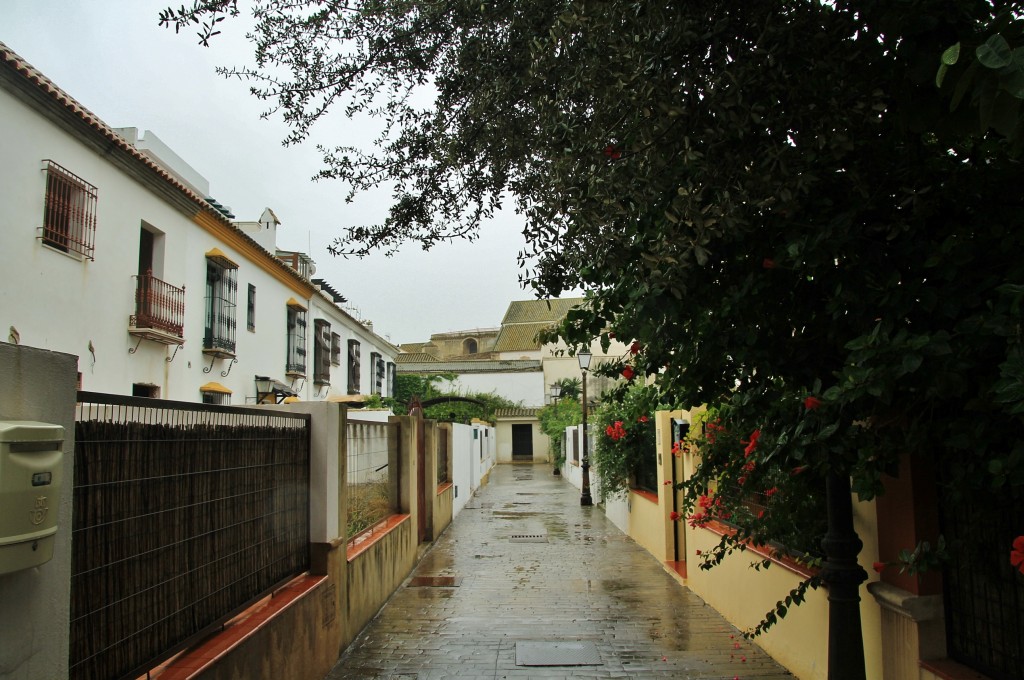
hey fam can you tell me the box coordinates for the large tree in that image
[163,0,1024,673]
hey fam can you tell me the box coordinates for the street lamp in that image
[550,382,562,404]
[578,348,593,506]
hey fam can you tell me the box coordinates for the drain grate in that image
[509,534,548,543]
[408,576,462,587]
[515,641,602,666]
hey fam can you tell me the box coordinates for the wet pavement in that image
[324,464,795,679]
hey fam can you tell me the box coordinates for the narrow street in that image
[325,464,795,679]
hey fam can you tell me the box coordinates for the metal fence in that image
[71,393,310,680]
[346,418,394,540]
[940,478,1024,680]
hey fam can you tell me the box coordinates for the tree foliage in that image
[161,0,1024,630]
[536,396,582,466]
[390,373,521,423]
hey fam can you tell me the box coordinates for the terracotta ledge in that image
[631,489,659,504]
[920,658,992,680]
[346,514,411,562]
[700,518,819,580]
[146,573,326,680]
[437,481,453,496]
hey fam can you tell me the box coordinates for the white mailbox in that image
[0,421,64,575]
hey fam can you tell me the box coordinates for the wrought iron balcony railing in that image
[130,271,185,340]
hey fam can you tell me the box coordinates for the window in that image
[463,338,478,355]
[370,352,381,394]
[347,340,361,394]
[247,284,256,332]
[131,383,159,398]
[386,362,396,398]
[313,319,331,385]
[330,332,342,366]
[41,160,98,260]
[286,301,307,375]
[204,251,238,355]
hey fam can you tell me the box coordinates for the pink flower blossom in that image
[804,396,822,410]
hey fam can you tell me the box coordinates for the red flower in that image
[608,331,616,339]
[764,486,779,499]
[638,415,649,423]
[762,258,776,269]
[603,144,622,159]
[669,511,681,521]
[621,366,635,380]
[791,465,808,476]
[695,549,702,556]
[872,561,887,573]
[804,396,822,410]
[743,429,761,457]
[630,341,642,355]
[1012,536,1024,575]
[663,480,672,486]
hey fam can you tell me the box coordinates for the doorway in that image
[511,424,533,462]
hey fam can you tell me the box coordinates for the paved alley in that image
[325,464,795,679]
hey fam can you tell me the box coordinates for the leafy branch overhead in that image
[161,0,1024,635]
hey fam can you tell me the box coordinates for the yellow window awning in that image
[285,297,307,311]
[199,381,232,394]
[282,396,301,403]
[205,247,239,269]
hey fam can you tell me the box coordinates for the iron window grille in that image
[286,306,307,375]
[313,319,331,385]
[247,284,256,332]
[204,257,237,354]
[347,340,361,394]
[331,332,342,366]
[370,352,382,394]
[41,160,98,260]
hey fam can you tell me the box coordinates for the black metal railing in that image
[939,477,1024,680]
[70,393,310,680]
[130,270,185,338]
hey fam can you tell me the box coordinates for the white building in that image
[0,41,397,404]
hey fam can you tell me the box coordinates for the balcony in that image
[129,271,185,345]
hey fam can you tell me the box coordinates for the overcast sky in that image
[1,0,544,344]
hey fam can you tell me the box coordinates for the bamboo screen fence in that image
[70,393,310,680]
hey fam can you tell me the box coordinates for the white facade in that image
[0,43,397,405]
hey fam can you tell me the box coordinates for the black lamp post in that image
[578,349,593,506]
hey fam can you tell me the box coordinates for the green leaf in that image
[901,353,923,374]
[977,34,1012,70]
[941,42,961,66]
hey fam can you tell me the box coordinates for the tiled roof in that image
[493,408,541,419]
[395,353,439,364]
[500,297,586,325]
[399,343,428,354]
[492,322,552,353]
[397,360,541,373]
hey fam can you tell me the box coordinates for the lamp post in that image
[550,382,562,404]
[578,349,593,506]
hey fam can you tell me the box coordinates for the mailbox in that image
[0,421,64,575]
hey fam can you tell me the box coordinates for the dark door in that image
[511,424,533,461]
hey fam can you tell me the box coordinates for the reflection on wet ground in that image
[325,463,794,679]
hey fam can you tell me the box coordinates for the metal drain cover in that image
[509,534,548,543]
[515,641,602,666]
[408,576,462,587]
